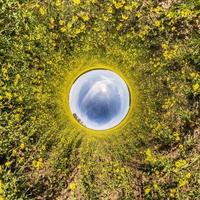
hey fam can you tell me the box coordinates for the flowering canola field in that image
[0,0,200,199]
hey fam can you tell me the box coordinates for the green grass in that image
[0,0,200,199]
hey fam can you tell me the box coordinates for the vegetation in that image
[0,0,199,199]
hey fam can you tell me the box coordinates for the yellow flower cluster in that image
[32,158,43,169]
[178,173,191,188]
[0,180,5,200]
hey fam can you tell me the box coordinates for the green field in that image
[0,0,200,199]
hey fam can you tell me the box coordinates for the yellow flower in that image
[135,12,142,18]
[59,20,64,26]
[145,148,155,163]
[14,74,20,86]
[185,172,191,179]
[146,148,152,157]
[35,3,40,8]
[131,1,138,8]
[80,13,90,21]
[173,132,180,142]
[154,6,162,14]
[153,183,159,191]
[32,158,43,169]
[68,182,76,190]
[179,144,184,150]
[178,179,188,188]
[144,186,151,195]
[20,143,25,150]
[154,20,161,27]
[180,8,193,18]
[162,43,168,50]
[18,96,23,102]
[15,114,20,121]
[5,161,12,168]
[5,91,12,100]
[169,188,176,197]
[60,27,67,32]
[55,0,62,7]
[192,83,199,92]
[67,21,73,29]
[171,26,176,31]
[72,16,78,22]
[0,180,4,194]
[50,17,54,24]
[113,0,125,9]
[175,159,186,168]
[116,23,122,31]
[12,149,17,156]
[122,14,128,20]
[107,6,113,13]
[72,0,80,4]
[124,5,132,11]
[0,196,5,200]
[39,7,46,16]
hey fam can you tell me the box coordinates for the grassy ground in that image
[0,0,200,199]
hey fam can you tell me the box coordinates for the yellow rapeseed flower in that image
[192,83,199,92]
[175,159,186,168]
[185,172,191,179]
[20,143,25,150]
[60,27,67,33]
[39,7,46,15]
[179,144,184,150]
[14,74,20,87]
[55,0,62,7]
[59,20,65,26]
[0,180,4,194]
[5,161,12,168]
[80,13,90,21]
[153,183,159,191]
[68,182,76,190]
[73,0,80,5]
[154,20,161,27]
[144,186,151,195]
[5,91,12,100]
[178,179,188,188]
[50,17,54,24]
[122,14,128,20]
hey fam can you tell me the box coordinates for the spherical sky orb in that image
[69,69,130,130]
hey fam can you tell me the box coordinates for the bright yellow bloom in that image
[80,13,90,21]
[20,143,25,150]
[59,20,64,26]
[14,74,20,86]
[175,159,186,168]
[154,20,161,27]
[193,83,199,92]
[144,186,151,195]
[68,182,76,190]
[122,14,128,20]
[185,173,191,179]
[39,7,46,16]
[0,180,4,194]
[178,179,187,188]
[55,0,62,7]
[5,92,12,100]
[72,0,80,5]
[5,161,12,168]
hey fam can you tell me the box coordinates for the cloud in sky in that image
[69,70,130,130]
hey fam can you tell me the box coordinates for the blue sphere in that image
[69,69,130,130]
